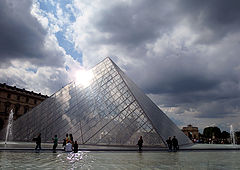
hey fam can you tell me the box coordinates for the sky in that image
[1,0,240,132]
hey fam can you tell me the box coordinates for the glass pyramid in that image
[0,58,191,147]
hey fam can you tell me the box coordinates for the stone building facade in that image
[0,83,48,130]
[182,124,199,140]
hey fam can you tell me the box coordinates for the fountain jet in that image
[5,109,14,144]
[230,125,236,145]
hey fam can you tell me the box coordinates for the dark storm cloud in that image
[94,0,179,47]
[134,54,219,95]
[93,0,240,46]
[178,0,240,43]
[132,52,240,119]
[88,0,240,120]
[0,0,65,67]
[195,98,240,118]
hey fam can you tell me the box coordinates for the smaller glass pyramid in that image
[0,58,191,147]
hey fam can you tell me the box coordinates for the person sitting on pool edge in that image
[65,141,72,152]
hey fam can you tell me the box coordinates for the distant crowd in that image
[33,134,179,152]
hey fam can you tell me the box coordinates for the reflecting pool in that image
[1,151,240,169]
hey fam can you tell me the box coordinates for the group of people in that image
[138,135,179,152]
[62,133,78,153]
[166,136,179,152]
[34,134,179,152]
[33,133,78,153]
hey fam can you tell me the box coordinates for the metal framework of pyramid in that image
[0,58,191,147]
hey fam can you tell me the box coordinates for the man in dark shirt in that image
[172,136,179,152]
[137,136,143,151]
[35,133,41,150]
[166,137,172,151]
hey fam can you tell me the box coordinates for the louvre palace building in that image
[0,83,48,130]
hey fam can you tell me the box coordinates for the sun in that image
[75,69,94,87]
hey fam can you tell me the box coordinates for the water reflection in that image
[56,151,93,169]
[1,151,240,169]
[0,151,93,169]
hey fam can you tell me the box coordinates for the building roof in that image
[0,83,48,98]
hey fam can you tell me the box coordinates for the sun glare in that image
[75,69,94,87]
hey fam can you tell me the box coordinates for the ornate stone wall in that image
[0,83,48,130]
[182,124,199,140]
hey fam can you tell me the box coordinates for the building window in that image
[4,102,10,115]
[26,97,29,103]
[0,118,4,130]
[24,106,29,114]
[15,104,20,114]
[34,99,37,104]
[7,93,11,98]
[17,95,20,101]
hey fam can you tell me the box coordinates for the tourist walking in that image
[172,136,179,152]
[62,138,66,150]
[137,136,143,151]
[52,135,58,152]
[73,141,78,153]
[35,133,41,150]
[166,137,172,151]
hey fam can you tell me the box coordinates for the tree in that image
[203,127,221,139]
[235,131,240,144]
[235,131,240,138]
[221,131,230,139]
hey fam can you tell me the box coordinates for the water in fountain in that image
[230,125,236,145]
[5,109,14,144]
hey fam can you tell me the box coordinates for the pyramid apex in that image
[96,57,118,69]
[104,57,114,63]
[95,57,114,66]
